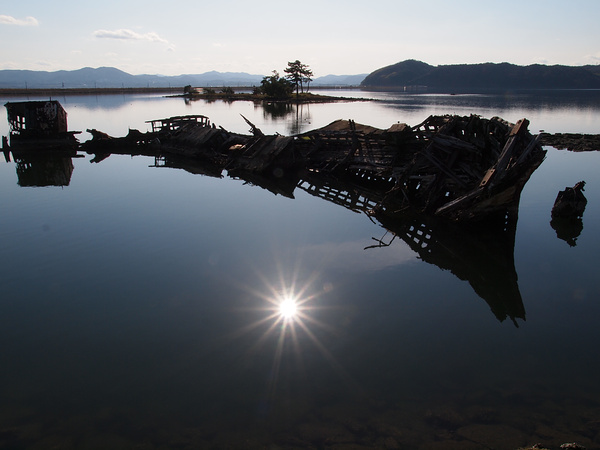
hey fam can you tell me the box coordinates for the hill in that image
[361,60,600,91]
[0,67,364,89]
[311,74,367,86]
[0,67,265,89]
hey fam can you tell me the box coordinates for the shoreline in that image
[0,87,369,103]
[170,91,369,103]
[0,87,182,96]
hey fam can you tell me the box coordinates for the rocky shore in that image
[540,133,600,152]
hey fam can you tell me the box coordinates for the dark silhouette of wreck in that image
[2,101,79,186]
[3,101,80,149]
[4,101,545,325]
[81,112,546,225]
[297,171,525,326]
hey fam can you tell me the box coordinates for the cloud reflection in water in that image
[300,237,417,273]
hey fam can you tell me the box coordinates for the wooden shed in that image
[4,100,79,148]
[5,101,68,136]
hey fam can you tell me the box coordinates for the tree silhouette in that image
[284,60,313,96]
[259,71,294,98]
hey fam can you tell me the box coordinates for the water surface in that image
[1,91,600,449]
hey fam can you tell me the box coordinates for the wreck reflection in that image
[371,210,525,326]
[151,154,224,179]
[8,141,527,325]
[158,153,526,326]
[5,149,76,187]
[297,172,526,326]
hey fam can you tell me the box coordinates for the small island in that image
[174,87,366,103]
[175,60,367,103]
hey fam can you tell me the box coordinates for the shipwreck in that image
[3,100,547,325]
[80,112,545,326]
[81,112,547,224]
[3,100,547,224]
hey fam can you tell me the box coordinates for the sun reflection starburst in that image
[278,296,298,320]
[223,261,361,409]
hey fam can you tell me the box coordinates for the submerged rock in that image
[550,181,588,246]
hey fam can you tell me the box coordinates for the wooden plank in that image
[420,146,468,188]
[435,186,484,216]
[486,119,528,189]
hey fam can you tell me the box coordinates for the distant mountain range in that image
[361,59,600,91]
[3,61,599,91]
[0,67,367,89]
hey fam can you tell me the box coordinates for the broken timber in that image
[80,113,546,223]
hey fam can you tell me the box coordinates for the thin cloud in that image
[0,15,39,26]
[93,28,168,44]
[587,52,600,63]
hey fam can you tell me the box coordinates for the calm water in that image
[1,91,600,449]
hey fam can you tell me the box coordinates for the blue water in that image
[1,91,600,449]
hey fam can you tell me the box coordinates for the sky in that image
[1,0,599,77]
